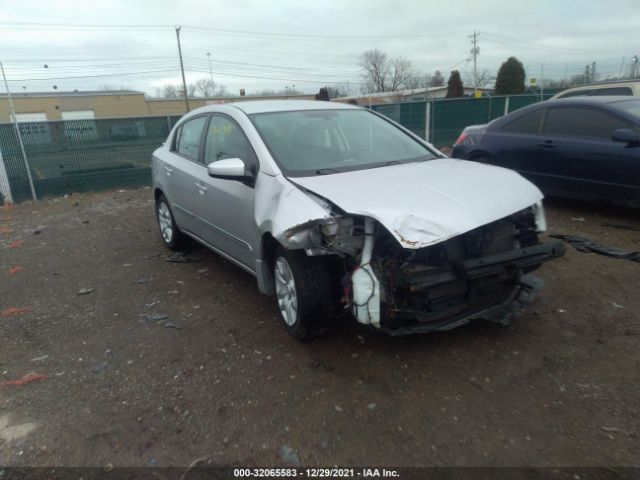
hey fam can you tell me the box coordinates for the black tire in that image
[273,247,333,341]
[155,194,187,251]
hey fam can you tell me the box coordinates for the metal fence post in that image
[1,62,37,201]
[425,101,431,143]
[504,96,510,116]
[0,147,14,204]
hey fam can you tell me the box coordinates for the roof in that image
[0,90,144,98]
[227,99,358,114]
[146,93,313,102]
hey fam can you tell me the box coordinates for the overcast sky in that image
[1,0,638,96]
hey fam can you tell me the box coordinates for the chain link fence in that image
[0,115,181,203]
[372,93,554,147]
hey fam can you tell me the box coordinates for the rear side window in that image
[543,107,631,139]
[503,108,543,133]
[175,117,207,160]
[591,87,633,96]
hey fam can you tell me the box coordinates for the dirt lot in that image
[0,188,639,467]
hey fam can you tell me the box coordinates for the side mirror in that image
[207,158,252,179]
[612,128,640,147]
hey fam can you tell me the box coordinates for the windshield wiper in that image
[315,168,340,175]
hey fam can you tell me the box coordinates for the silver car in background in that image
[152,100,564,340]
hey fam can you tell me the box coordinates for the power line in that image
[0,20,444,40]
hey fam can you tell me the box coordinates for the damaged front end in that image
[287,206,565,335]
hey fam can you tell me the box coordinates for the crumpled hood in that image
[288,158,543,249]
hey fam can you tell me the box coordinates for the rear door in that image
[536,106,639,202]
[162,115,208,235]
[483,107,542,172]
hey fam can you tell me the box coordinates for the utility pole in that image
[631,55,638,78]
[563,63,568,88]
[0,61,37,201]
[175,26,190,112]
[585,64,590,84]
[592,61,596,83]
[469,31,480,96]
[618,56,625,78]
[207,52,214,85]
[540,64,544,99]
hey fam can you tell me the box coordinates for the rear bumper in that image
[378,240,565,335]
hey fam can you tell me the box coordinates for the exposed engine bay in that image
[290,206,565,335]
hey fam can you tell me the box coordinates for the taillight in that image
[454,132,468,145]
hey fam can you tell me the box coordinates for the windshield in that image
[250,109,436,176]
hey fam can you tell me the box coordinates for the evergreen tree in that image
[445,70,464,98]
[495,57,526,95]
[315,87,330,101]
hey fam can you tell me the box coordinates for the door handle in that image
[195,182,207,194]
[163,165,174,174]
[537,141,556,148]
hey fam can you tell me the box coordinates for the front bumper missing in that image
[378,240,565,335]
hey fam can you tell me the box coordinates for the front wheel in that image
[273,248,333,340]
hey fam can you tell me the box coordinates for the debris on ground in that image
[279,445,301,467]
[9,265,23,275]
[8,239,24,248]
[0,307,32,318]
[602,222,640,232]
[571,217,586,222]
[167,251,201,263]
[612,302,624,309]
[144,313,181,329]
[78,288,94,295]
[30,355,49,362]
[0,226,14,234]
[145,313,168,322]
[551,234,640,263]
[0,373,48,387]
[33,229,42,235]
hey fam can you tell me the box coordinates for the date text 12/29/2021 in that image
[234,468,400,478]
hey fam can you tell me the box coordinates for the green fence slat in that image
[372,94,550,148]
[0,115,183,202]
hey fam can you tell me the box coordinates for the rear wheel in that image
[273,248,333,340]
[155,194,186,251]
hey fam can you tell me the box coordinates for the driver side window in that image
[204,116,255,165]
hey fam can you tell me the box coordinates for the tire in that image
[273,247,333,340]
[155,194,187,251]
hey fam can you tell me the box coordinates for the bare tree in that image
[404,73,431,90]
[154,84,180,98]
[99,83,132,91]
[360,49,389,93]
[194,78,228,97]
[389,56,413,91]
[429,70,445,87]
[253,87,302,96]
[325,82,353,98]
[464,69,495,88]
[184,84,197,98]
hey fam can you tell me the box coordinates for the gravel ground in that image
[0,187,639,467]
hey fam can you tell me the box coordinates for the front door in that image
[536,106,639,203]
[193,115,258,270]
